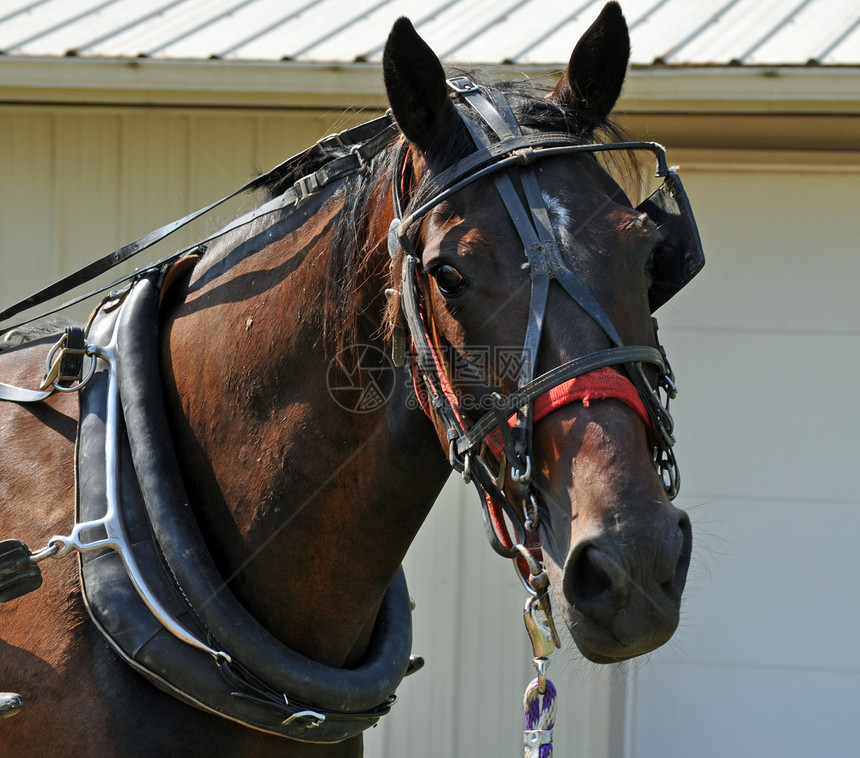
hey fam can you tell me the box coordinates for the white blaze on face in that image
[541,191,572,235]
[541,190,579,254]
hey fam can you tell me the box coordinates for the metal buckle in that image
[350,144,371,173]
[294,174,319,204]
[282,710,326,729]
[317,132,346,152]
[446,76,479,94]
[38,330,97,393]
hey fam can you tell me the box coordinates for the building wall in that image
[617,150,860,758]
[2,94,859,757]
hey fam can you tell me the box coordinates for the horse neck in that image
[160,181,450,669]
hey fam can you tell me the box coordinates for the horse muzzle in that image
[535,398,692,663]
[557,507,691,662]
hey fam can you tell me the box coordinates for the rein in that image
[0,115,400,334]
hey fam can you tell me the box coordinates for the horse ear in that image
[383,18,454,154]
[551,1,630,119]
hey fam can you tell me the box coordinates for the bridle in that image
[390,77,688,579]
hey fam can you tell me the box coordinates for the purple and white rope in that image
[523,676,556,758]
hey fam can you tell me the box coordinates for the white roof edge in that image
[0,57,858,114]
[622,66,860,113]
[0,58,388,109]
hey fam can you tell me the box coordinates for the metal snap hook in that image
[523,595,555,663]
[524,492,539,532]
[510,454,532,484]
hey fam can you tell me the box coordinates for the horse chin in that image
[560,602,681,664]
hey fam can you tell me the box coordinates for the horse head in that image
[382,2,695,663]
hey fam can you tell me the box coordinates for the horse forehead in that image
[540,186,644,251]
[425,197,509,248]
[424,162,644,260]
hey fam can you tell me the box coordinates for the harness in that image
[0,75,703,746]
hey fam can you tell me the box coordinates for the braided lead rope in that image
[524,677,557,758]
[522,587,557,758]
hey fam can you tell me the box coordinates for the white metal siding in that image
[620,161,860,758]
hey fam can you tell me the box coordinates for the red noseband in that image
[483,366,652,457]
[411,342,652,452]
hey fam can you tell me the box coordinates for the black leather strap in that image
[406,137,669,227]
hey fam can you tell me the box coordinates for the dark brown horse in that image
[0,4,699,755]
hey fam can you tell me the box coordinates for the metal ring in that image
[350,144,370,173]
[43,536,72,559]
[514,543,543,579]
[51,351,98,393]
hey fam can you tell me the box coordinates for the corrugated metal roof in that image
[0,0,858,66]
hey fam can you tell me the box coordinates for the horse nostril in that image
[671,512,693,591]
[659,512,693,595]
[564,543,625,628]
[574,545,613,596]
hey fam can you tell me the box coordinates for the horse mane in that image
[253,71,641,358]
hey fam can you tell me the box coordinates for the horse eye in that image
[431,264,466,296]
